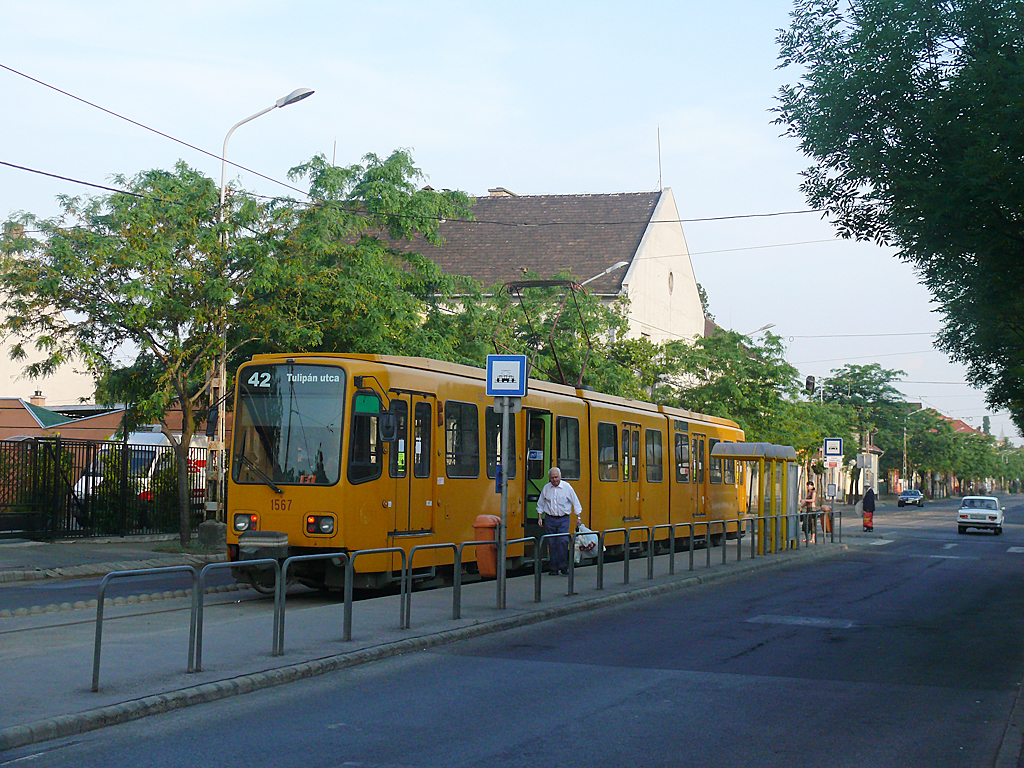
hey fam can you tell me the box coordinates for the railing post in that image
[92,566,198,692]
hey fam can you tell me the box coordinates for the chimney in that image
[488,187,516,197]
[30,390,45,407]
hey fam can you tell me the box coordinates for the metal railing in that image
[88,511,832,691]
[193,558,280,672]
[92,565,199,691]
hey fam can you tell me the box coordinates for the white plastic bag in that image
[574,523,600,563]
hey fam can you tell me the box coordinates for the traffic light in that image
[805,375,816,395]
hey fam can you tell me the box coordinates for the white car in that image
[957,496,1005,535]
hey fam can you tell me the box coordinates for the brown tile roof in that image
[401,191,661,294]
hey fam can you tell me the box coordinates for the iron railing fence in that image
[0,436,207,539]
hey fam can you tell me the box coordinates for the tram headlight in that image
[234,512,258,532]
[305,514,335,535]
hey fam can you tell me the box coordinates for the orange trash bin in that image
[473,515,501,578]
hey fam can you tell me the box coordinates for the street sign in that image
[824,438,843,457]
[486,355,528,397]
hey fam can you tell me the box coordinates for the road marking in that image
[909,554,978,560]
[1008,547,1024,554]
[870,539,894,546]
[942,543,957,550]
[748,615,856,630]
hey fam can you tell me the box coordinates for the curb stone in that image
[0,544,844,752]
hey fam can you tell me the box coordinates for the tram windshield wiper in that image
[238,453,284,495]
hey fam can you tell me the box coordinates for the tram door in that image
[389,394,435,534]
[524,411,551,533]
[691,433,707,519]
[621,423,641,521]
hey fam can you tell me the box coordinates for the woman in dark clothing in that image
[862,485,876,532]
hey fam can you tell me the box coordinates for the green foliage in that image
[776,0,1024,435]
[664,330,800,440]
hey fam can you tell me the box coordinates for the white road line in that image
[1007,547,1024,554]
[748,615,856,630]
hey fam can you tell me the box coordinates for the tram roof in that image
[710,442,798,460]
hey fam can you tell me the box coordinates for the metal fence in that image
[0,436,207,539]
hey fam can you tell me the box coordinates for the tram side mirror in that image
[379,411,398,442]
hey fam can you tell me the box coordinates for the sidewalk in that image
[0,535,226,587]
[0,532,847,752]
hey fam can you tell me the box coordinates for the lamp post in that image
[902,405,928,493]
[208,87,314,522]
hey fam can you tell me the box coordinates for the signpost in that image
[824,438,843,508]
[486,355,528,609]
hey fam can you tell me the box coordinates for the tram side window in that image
[413,402,431,479]
[675,433,690,483]
[556,416,581,481]
[445,401,479,478]
[597,422,618,481]
[389,400,409,479]
[485,407,517,479]
[646,429,663,482]
[724,440,736,485]
[709,438,723,484]
[348,392,383,484]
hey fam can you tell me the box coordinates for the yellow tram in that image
[226,353,748,589]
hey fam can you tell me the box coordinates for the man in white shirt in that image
[537,466,582,575]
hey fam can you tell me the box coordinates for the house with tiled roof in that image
[405,187,707,344]
[0,395,125,441]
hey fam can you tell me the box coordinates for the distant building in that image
[401,187,707,344]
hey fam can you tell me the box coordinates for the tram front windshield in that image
[232,364,345,486]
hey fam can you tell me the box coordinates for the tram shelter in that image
[711,442,799,554]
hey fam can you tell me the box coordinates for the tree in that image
[906,409,955,494]
[776,0,1024,436]
[820,363,907,494]
[0,152,475,545]
[1,164,246,544]
[665,330,801,440]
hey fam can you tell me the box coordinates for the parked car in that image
[957,495,1004,535]
[898,489,924,507]
[72,427,207,518]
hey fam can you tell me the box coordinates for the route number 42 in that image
[248,371,271,388]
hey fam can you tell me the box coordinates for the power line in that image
[791,332,934,339]
[0,63,310,199]
[790,350,937,364]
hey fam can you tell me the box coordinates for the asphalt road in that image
[5,497,1024,768]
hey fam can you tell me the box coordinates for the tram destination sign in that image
[486,354,528,398]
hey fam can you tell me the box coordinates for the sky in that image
[1,0,1016,443]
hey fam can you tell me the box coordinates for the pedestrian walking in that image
[801,481,817,541]
[536,467,582,575]
[862,485,876,532]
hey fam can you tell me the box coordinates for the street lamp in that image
[579,260,629,287]
[743,323,776,337]
[208,87,315,522]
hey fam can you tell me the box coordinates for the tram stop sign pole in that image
[486,355,528,610]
